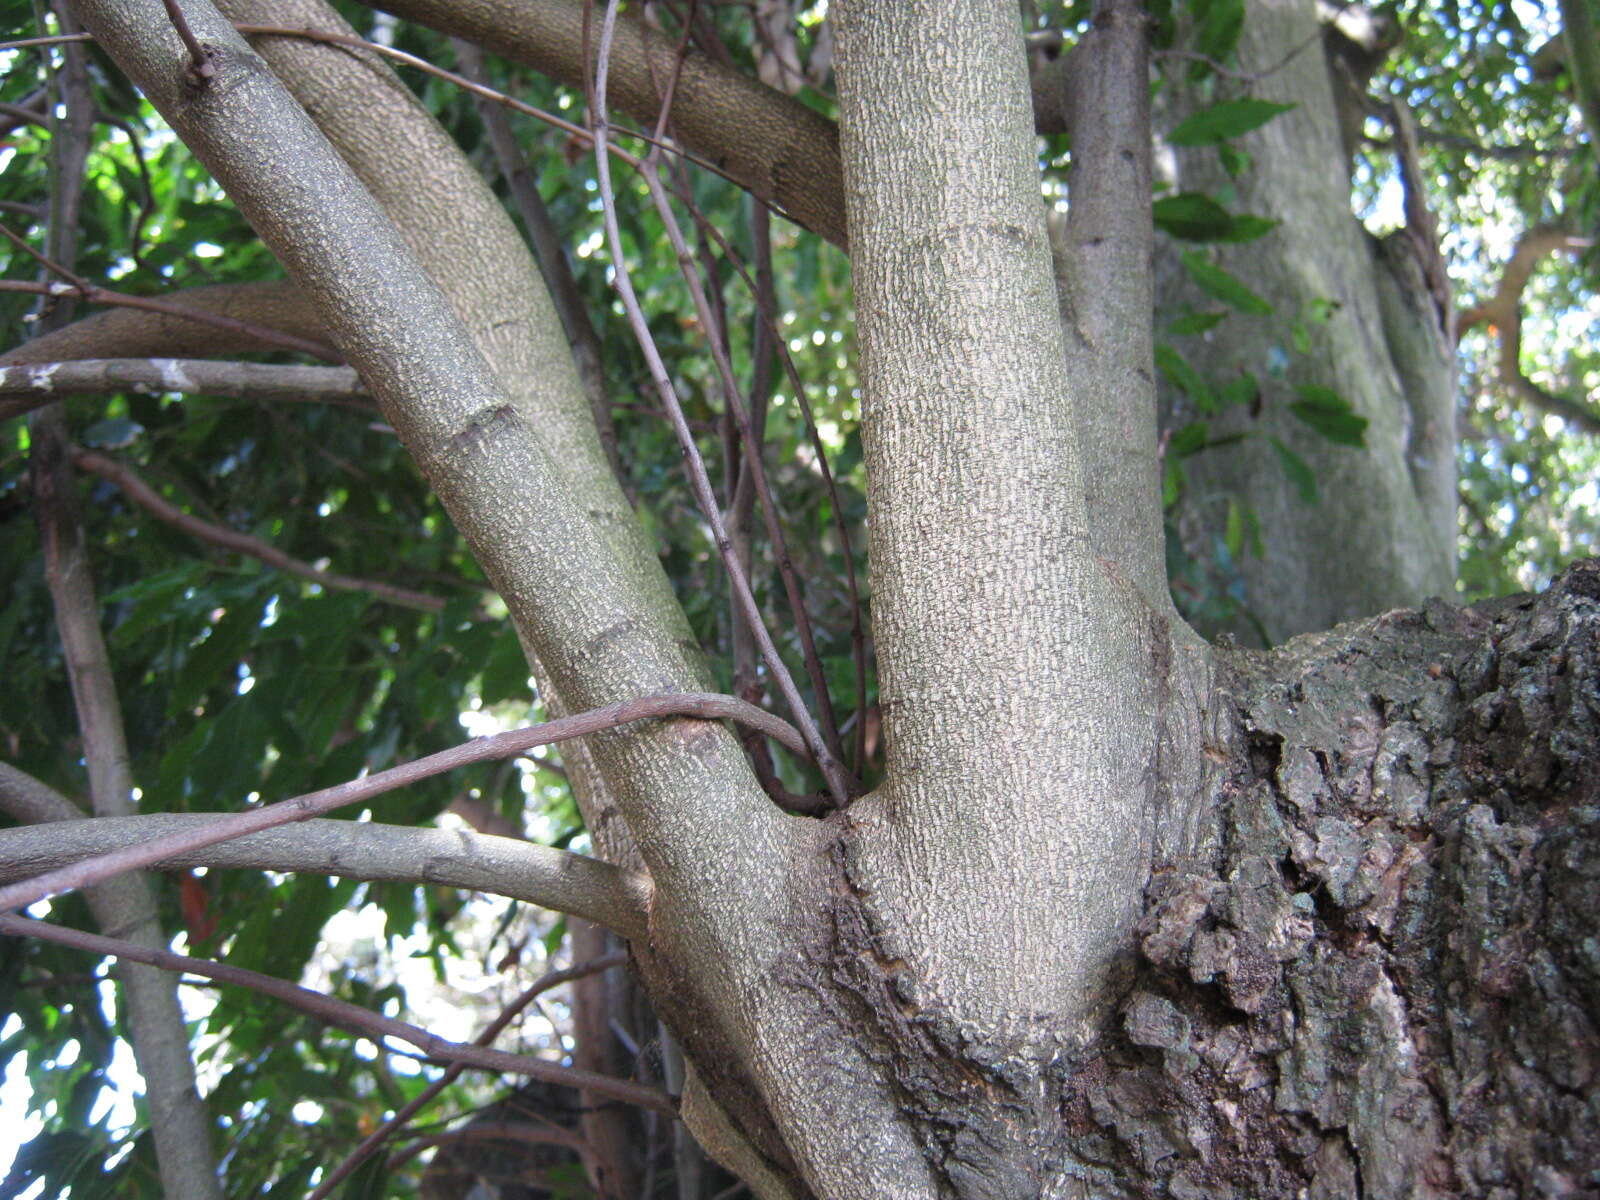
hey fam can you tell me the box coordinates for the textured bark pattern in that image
[1048,560,1599,1198]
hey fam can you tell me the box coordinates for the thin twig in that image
[159,0,213,83]
[310,952,630,1199]
[236,24,806,247]
[673,204,868,772]
[641,163,846,769]
[0,100,48,129]
[0,915,673,1114]
[70,447,448,612]
[384,1122,589,1171]
[0,27,807,277]
[231,25,736,188]
[589,0,851,808]
[0,691,815,916]
[0,30,94,51]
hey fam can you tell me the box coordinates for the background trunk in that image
[1156,0,1458,644]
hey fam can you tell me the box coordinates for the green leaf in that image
[1306,297,1341,323]
[1269,437,1318,503]
[1217,373,1259,410]
[1217,143,1252,177]
[1168,420,1210,458]
[1153,193,1278,244]
[1225,498,1245,558]
[1167,308,1229,335]
[1193,0,1246,67]
[1217,214,1278,242]
[1180,250,1273,315]
[1169,99,1296,146]
[187,696,268,805]
[478,627,533,705]
[107,565,205,645]
[1153,191,1236,240]
[1164,460,1185,507]
[1155,343,1217,412]
[1244,506,1264,558]
[1290,384,1368,447]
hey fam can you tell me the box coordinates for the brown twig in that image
[384,1123,589,1172]
[159,0,214,83]
[0,691,814,916]
[232,24,733,185]
[643,162,846,770]
[0,26,808,260]
[69,447,447,612]
[0,915,672,1115]
[0,30,93,51]
[0,99,48,131]
[589,0,851,808]
[671,197,868,775]
[311,952,630,1199]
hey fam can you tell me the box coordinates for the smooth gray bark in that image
[0,808,650,940]
[0,358,364,416]
[834,0,1202,1041]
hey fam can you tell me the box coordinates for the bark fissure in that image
[1038,561,1599,1198]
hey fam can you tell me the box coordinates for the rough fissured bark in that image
[788,562,1596,1199]
[1041,559,1597,1198]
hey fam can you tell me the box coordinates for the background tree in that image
[0,0,1595,1197]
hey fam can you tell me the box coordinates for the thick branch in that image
[0,808,651,941]
[1055,0,1167,605]
[1457,225,1593,335]
[0,690,805,917]
[362,0,848,248]
[0,913,675,1116]
[1457,225,1599,434]
[70,447,447,612]
[0,276,336,361]
[0,278,330,364]
[831,0,1186,1096]
[450,38,625,491]
[0,358,366,419]
[75,0,790,905]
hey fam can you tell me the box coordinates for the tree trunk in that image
[1048,558,1599,1197]
[34,2,1598,1198]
